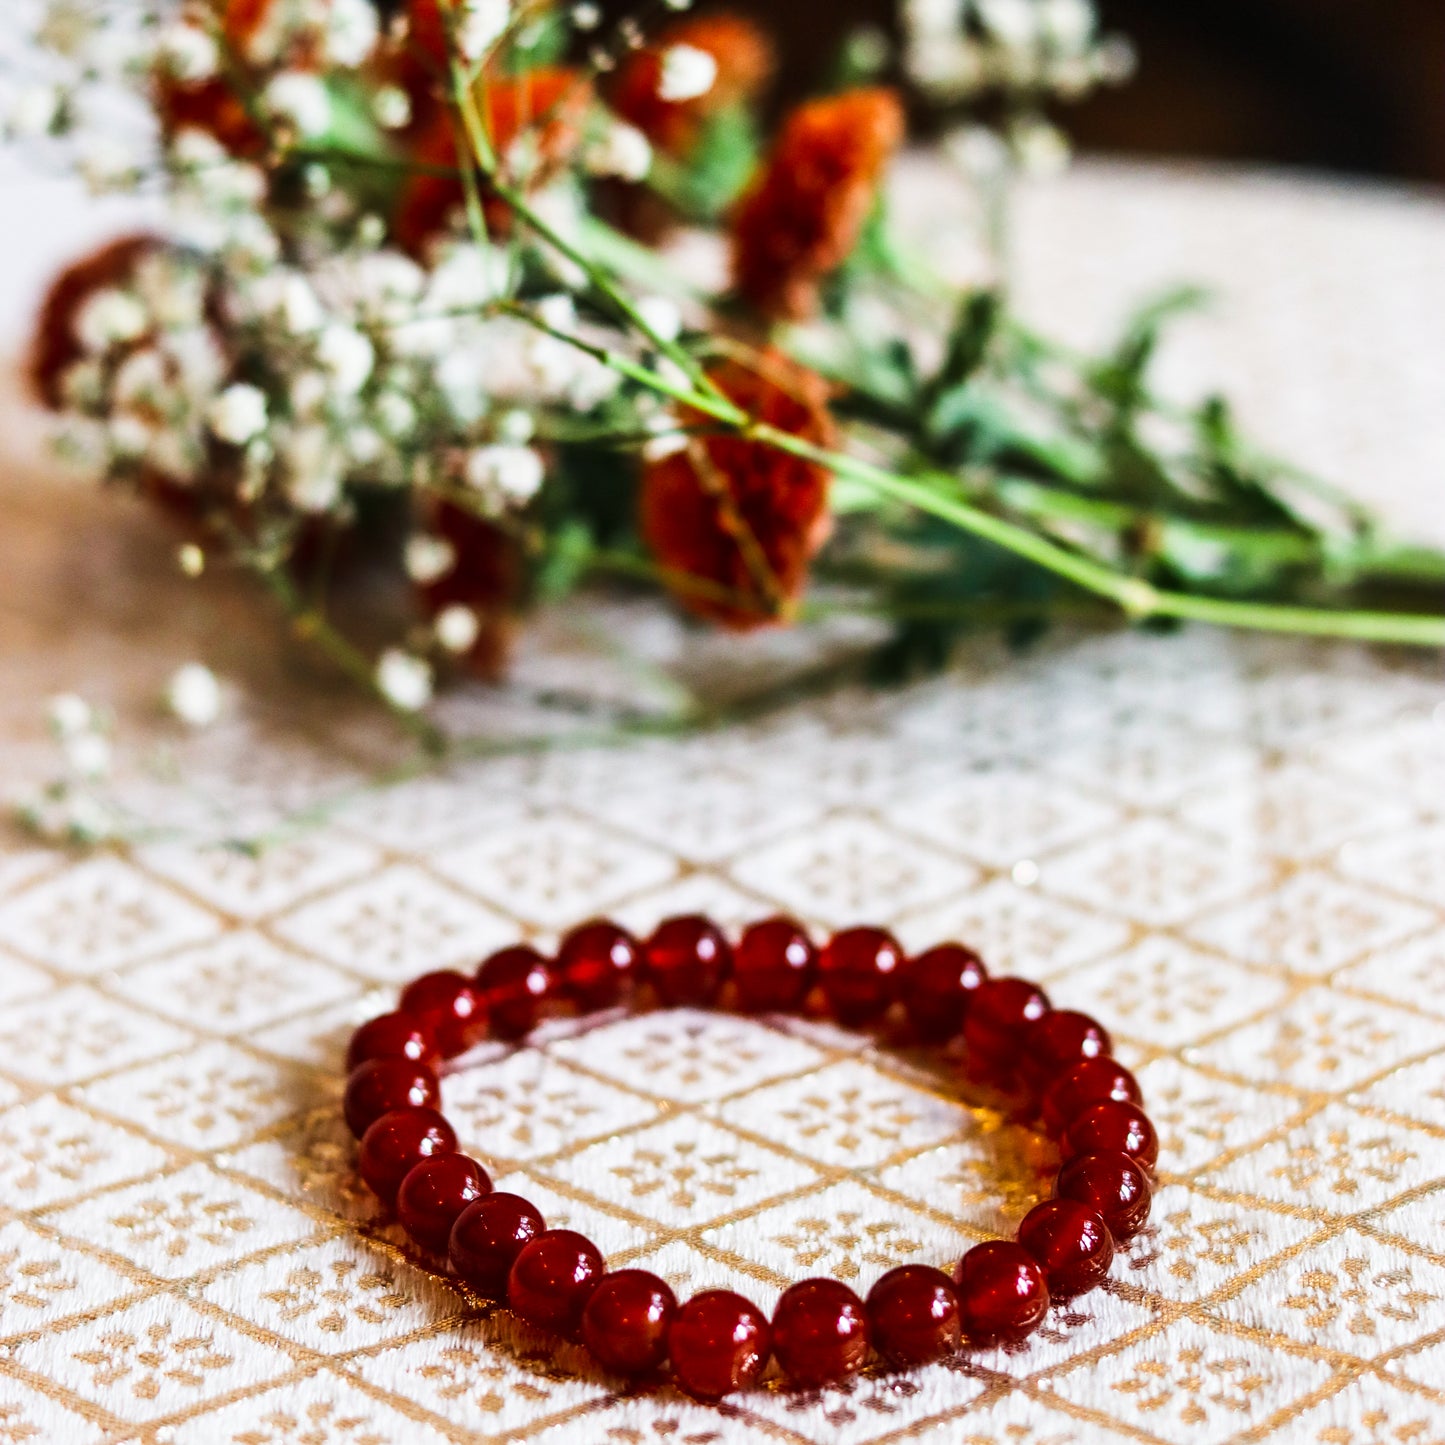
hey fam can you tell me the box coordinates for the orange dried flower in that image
[155,75,269,158]
[732,87,906,321]
[608,14,774,157]
[417,500,524,679]
[393,68,589,256]
[640,352,836,630]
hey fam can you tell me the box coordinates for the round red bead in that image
[398,971,485,1058]
[669,1289,772,1401]
[818,926,904,1027]
[508,1229,605,1336]
[1056,1150,1152,1241]
[556,920,639,1012]
[346,1011,439,1073]
[581,1269,678,1376]
[343,1058,440,1139]
[397,1153,491,1254]
[449,1192,545,1298]
[646,915,731,1007]
[1063,1099,1158,1173]
[1039,1057,1142,1137]
[963,978,1051,1070]
[358,1108,456,1204]
[772,1277,870,1388]
[899,944,986,1042]
[476,946,553,1041]
[954,1241,1050,1345]
[866,1264,962,1367]
[1017,1199,1114,1298]
[1022,1010,1112,1089]
[733,916,816,1013]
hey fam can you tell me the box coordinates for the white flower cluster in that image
[12,694,121,844]
[902,0,1135,111]
[57,246,228,488]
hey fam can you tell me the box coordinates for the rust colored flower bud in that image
[394,69,590,256]
[640,351,835,629]
[732,87,906,320]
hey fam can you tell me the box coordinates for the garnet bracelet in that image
[343,916,1155,1399]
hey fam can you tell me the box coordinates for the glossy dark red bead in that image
[1063,1099,1158,1173]
[346,1011,439,1073]
[668,1289,772,1401]
[556,920,640,1012]
[1039,1057,1142,1137]
[343,1058,440,1139]
[866,1264,962,1367]
[954,1241,1050,1345]
[963,977,1051,1071]
[899,944,986,1042]
[397,1153,491,1254]
[358,1107,456,1205]
[646,915,731,1007]
[1017,1199,1115,1298]
[398,971,486,1058]
[1022,1010,1112,1089]
[772,1277,870,1388]
[581,1269,678,1376]
[476,945,553,1041]
[818,926,904,1027]
[449,1192,545,1298]
[507,1228,605,1336]
[1056,1150,1153,1241]
[733,916,817,1013]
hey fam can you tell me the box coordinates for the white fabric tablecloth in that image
[0,160,1443,1445]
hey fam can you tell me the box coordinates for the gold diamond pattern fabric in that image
[0,164,1443,1442]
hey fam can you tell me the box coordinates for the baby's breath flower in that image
[376,649,433,711]
[208,384,269,445]
[657,44,718,103]
[1011,116,1070,176]
[156,20,219,82]
[584,122,652,182]
[321,0,381,68]
[495,409,536,445]
[464,444,545,505]
[372,85,412,131]
[458,0,512,62]
[64,730,112,780]
[73,289,148,354]
[405,534,457,585]
[637,296,684,345]
[279,425,345,512]
[8,84,61,138]
[435,603,482,654]
[264,72,333,139]
[289,369,329,418]
[166,663,222,728]
[316,324,375,395]
[375,390,418,440]
[1038,0,1096,53]
[48,694,94,741]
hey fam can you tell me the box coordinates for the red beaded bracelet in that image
[344,915,1156,1400]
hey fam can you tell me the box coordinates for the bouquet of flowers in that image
[6,0,1444,753]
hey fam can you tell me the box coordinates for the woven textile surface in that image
[0,162,1443,1444]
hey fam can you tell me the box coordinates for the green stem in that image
[220,524,446,753]
[505,305,1445,646]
